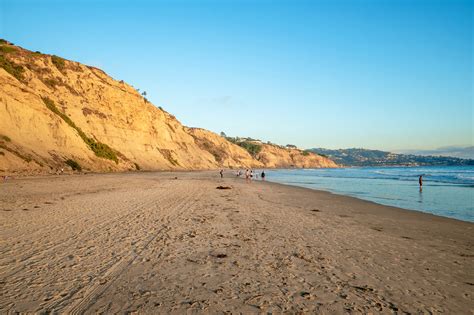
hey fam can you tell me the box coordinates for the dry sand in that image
[0,171,473,314]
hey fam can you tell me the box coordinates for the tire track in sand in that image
[0,184,186,311]
[0,188,170,280]
[0,185,170,262]
[53,185,204,314]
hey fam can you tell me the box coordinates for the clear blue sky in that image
[1,0,472,150]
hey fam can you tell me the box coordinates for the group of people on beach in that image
[219,170,425,190]
[219,169,266,182]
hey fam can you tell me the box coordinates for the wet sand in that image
[0,171,473,314]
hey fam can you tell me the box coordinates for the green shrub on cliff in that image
[237,141,262,157]
[42,97,119,163]
[65,159,82,171]
[86,140,118,162]
[1,135,11,142]
[0,42,25,81]
[51,55,66,72]
[223,136,262,157]
[0,54,24,81]
[0,45,17,54]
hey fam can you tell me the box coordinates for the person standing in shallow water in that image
[419,175,423,191]
[261,170,266,181]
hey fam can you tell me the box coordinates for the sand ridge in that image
[0,171,473,313]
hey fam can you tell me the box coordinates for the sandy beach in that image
[0,171,473,314]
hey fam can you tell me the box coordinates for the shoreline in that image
[1,171,473,313]
[4,168,474,224]
[264,166,474,223]
[264,178,474,224]
[263,177,474,225]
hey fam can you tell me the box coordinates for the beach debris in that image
[210,251,228,259]
[216,186,232,190]
[310,209,320,212]
[352,285,374,292]
[215,253,227,258]
[339,292,348,299]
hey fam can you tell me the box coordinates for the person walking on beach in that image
[261,170,266,181]
[219,169,224,178]
[245,169,250,183]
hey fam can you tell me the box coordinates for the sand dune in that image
[0,172,473,313]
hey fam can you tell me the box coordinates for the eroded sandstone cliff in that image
[0,40,336,175]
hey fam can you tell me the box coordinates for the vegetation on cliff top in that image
[225,137,262,158]
[42,97,119,163]
[0,43,25,82]
[0,40,80,93]
[51,55,66,72]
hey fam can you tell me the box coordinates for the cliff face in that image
[186,128,263,169]
[257,144,338,168]
[0,40,337,175]
[184,131,338,169]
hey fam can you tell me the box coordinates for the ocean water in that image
[265,166,474,223]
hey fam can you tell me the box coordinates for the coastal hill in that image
[0,40,337,175]
[310,148,474,167]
